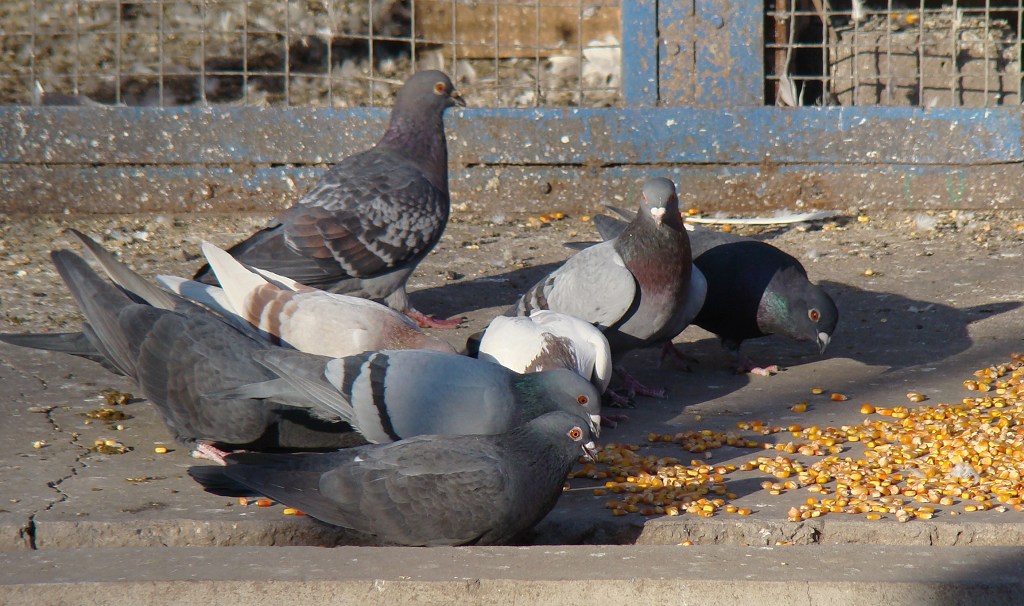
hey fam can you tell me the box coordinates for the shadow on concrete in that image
[820,280,1021,371]
[410,261,563,319]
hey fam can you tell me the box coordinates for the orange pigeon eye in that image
[434,82,446,95]
[577,394,589,406]
[808,308,820,322]
[568,427,583,441]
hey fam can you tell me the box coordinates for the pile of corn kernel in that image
[571,353,1024,521]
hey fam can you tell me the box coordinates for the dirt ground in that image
[3,203,1024,546]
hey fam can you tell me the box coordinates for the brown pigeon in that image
[509,177,697,403]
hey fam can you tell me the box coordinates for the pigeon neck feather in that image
[379,112,450,193]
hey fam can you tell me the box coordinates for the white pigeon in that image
[477,310,613,394]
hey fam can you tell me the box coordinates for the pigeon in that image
[161,242,457,358]
[476,310,613,394]
[1,248,362,458]
[0,228,265,371]
[188,410,596,546]
[593,210,839,374]
[193,70,466,329]
[213,347,602,444]
[508,177,698,403]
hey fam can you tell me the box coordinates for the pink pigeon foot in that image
[405,308,465,329]
[604,389,635,408]
[600,413,630,428]
[191,442,232,465]
[732,352,779,376]
[608,366,667,405]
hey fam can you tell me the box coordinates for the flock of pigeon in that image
[2,70,839,546]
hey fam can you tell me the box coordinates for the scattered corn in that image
[282,508,304,516]
[830,393,849,402]
[571,353,1024,526]
[256,498,273,508]
[154,446,168,454]
[791,402,808,413]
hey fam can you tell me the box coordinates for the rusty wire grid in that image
[0,0,621,107]
[767,0,1024,106]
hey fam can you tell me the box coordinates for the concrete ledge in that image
[3,545,1024,605]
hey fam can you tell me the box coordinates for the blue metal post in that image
[621,0,660,106]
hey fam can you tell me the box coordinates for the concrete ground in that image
[3,206,1024,602]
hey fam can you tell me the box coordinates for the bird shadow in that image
[817,280,1021,371]
[410,261,564,318]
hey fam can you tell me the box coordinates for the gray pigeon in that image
[509,177,697,402]
[193,70,466,329]
[1,249,362,458]
[215,347,602,443]
[593,210,838,374]
[0,228,266,371]
[188,410,596,546]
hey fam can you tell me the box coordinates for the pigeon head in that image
[513,368,602,437]
[804,283,839,354]
[758,267,839,354]
[393,70,465,116]
[639,177,682,228]
[526,411,597,462]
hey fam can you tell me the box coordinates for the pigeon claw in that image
[659,342,698,371]
[600,413,631,428]
[604,389,637,409]
[405,309,466,329]
[613,366,667,400]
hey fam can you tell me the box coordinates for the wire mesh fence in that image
[5,1,1022,108]
[767,0,1024,107]
[0,0,622,107]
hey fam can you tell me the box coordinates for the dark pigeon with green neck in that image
[592,211,839,374]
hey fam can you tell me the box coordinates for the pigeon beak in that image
[817,332,831,355]
[449,89,466,107]
[589,413,602,438]
[581,440,597,462]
